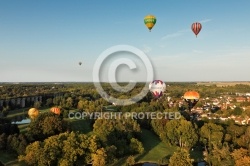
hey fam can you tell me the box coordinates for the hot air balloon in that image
[79,62,82,65]
[191,22,202,37]
[28,108,39,119]
[149,80,166,98]
[183,91,200,112]
[50,107,60,115]
[144,15,156,32]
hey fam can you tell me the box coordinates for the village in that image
[172,92,250,125]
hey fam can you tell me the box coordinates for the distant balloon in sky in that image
[191,22,202,37]
[149,80,166,98]
[144,15,157,32]
[183,91,200,111]
[50,107,61,115]
[79,62,82,65]
[28,108,39,119]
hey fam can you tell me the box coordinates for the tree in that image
[200,123,224,148]
[6,134,28,155]
[129,138,144,154]
[26,112,67,141]
[235,156,250,166]
[0,133,7,150]
[226,124,246,145]
[169,149,193,166]
[18,141,42,165]
[33,101,41,109]
[19,132,99,166]
[65,97,73,109]
[231,148,250,166]
[164,118,198,149]
[92,148,107,166]
[105,145,117,164]
[93,117,142,157]
[233,107,243,115]
[151,117,168,137]
[126,156,135,166]
[205,143,233,166]
[46,98,53,107]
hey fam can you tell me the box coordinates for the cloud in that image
[160,19,212,40]
[161,29,189,40]
[199,19,212,23]
[161,32,182,40]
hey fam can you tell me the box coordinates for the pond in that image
[11,118,31,124]
[10,114,31,124]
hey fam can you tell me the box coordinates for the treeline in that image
[0,111,145,165]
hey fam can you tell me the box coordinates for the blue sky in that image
[0,0,250,82]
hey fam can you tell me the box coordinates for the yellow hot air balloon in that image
[144,15,157,32]
[50,107,61,115]
[28,108,39,119]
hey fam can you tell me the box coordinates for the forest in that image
[1,82,250,166]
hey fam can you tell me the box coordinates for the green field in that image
[197,81,250,87]
[136,129,177,164]
[111,129,177,166]
[0,151,26,166]
[66,118,93,135]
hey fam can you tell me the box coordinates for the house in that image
[228,104,236,109]
[229,115,236,119]
[234,117,242,125]
[247,97,250,102]
[194,107,204,114]
[219,117,228,121]
[234,117,250,125]
[200,113,207,118]
[236,97,246,102]
[236,93,245,96]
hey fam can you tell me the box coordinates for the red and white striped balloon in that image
[191,22,202,37]
[50,107,61,115]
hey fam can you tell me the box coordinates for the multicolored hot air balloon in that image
[183,91,200,112]
[149,80,166,98]
[191,22,202,37]
[28,108,39,119]
[144,15,156,32]
[50,107,61,115]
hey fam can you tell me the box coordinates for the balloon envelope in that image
[191,22,202,37]
[28,108,39,119]
[183,91,200,111]
[183,91,200,100]
[79,62,82,65]
[50,107,61,115]
[144,15,156,31]
[149,80,166,98]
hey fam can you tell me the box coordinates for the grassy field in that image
[0,151,26,166]
[136,129,177,165]
[66,118,93,135]
[18,124,29,133]
[111,129,177,166]
[197,81,250,87]
[6,107,50,118]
